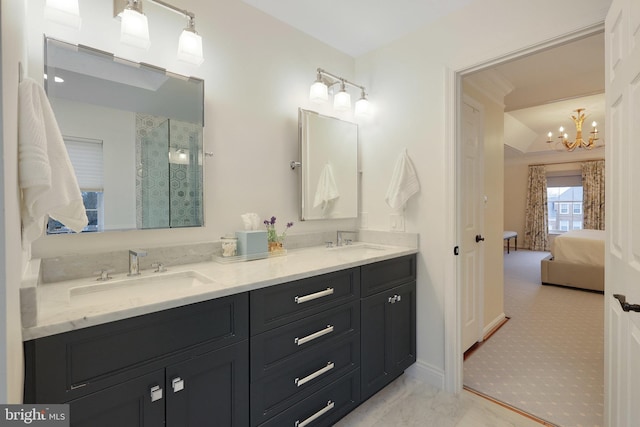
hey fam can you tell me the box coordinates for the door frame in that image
[444,22,606,393]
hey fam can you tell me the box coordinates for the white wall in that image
[25,0,359,258]
[1,0,27,403]
[355,0,610,387]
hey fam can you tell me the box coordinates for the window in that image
[547,172,583,233]
[573,203,582,214]
[47,192,102,234]
[47,137,104,234]
[559,203,569,214]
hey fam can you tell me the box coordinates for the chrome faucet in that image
[336,230,357,246]
[128,249,147,276]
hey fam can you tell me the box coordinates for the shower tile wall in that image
[135,114,203,229]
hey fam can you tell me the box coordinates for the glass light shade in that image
[45,0,81,29]
[309,81,328,103]
[355,97,371,118]
[177,30,204,65]
[120,8,150,50]
[333,90,351,111]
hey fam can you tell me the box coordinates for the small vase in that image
[268,241,283,252]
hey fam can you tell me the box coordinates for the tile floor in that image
[335,375,546,427]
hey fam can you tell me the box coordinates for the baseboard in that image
[482,313,507,339]
[405,360,445,389]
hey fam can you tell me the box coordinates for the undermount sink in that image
[69,270,215,301]
[327,243,388,252]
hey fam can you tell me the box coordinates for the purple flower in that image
[263,220,269,226]
[286,222,294,228]
[270,216,276,225]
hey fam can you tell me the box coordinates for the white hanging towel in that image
[313,163,340,210]
[385,148,420,210]
[18,77,88,244]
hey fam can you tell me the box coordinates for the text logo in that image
[0,405,69,426]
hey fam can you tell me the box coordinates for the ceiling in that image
[468,32,605,158]
[241,0,476,57]
[241,1,605,159]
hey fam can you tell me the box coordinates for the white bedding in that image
[551,229,605,268]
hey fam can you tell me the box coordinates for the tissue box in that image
[235,230,268,259]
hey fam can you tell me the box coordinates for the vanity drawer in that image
[258,368,360,427]
[250,267,360,335]
[361,254,416,297]
[250,301,359,381]
[24,293,248,403]
[250,334,359,426]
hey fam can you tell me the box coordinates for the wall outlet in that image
[390,213,405,231]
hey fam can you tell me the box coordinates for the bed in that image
[540,229,605,292]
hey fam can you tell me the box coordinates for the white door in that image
[605,0,640,425]
[461,96,485,353]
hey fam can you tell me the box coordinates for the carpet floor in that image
[463,250,604,427]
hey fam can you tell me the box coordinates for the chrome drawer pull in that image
[172,377,184,393]
[388,294,402,304]
[295,287,334,304]
[294,325,334,346]
[294,362,335,387]
[150,385,163,402]
[295,400,335,427]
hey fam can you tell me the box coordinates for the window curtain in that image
[582,160,605,230]
[524,165,549,251]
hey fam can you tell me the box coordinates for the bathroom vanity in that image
[23,244,416,426]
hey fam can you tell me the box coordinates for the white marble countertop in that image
[22,243,417,341]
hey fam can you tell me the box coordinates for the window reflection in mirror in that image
[43,37,205,233]
[298,109,358,220]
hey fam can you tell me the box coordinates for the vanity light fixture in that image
[310,68,371,117]
[119,0,150,50]
[309,70,329,103]
[333,81,351,111]
[355,88,372,118]
[114,0,204,65]
[45,0,81,29]
[44,74,65,83]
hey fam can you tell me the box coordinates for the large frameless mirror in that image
[298,108,358,220]
[43,36,205,233]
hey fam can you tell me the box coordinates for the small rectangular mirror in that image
[43,36,205,233]
[298,109,358,220]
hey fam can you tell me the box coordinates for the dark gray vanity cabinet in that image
[24,253,418,426]
[249,268,361,426]
[24,293,249,427]
[360,255,417,401]
[65,369,165,427]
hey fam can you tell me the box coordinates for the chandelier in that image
[546,108,599,151]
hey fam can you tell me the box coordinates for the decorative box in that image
[235,230,268,259]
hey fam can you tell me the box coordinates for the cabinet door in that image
[68,370,165,427]
[165,341,249,427]
[361,281,416,401]
[389,282,416,373]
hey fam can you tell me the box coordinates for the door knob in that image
[475,234,485,243]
